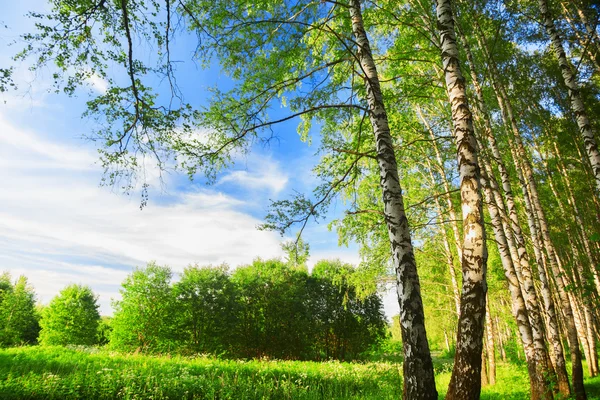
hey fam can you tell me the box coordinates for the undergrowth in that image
[1,346,599,399]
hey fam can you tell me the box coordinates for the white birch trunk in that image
[539,0,600,198]
[473,20,574,396]
[437,1,488,398]
[349,1,437,398]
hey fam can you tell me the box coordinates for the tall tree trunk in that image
[533,137,600,379]
[496,315,507,362]
[539,0,600,198]
[507,104,587,400]
[436,1,488,398]
[349,1,437,398]
[424,157,462,317]
[473,19,576,397]
[537,138,600,378]
[583,306,599,377]
[481,346,489,386]
[459,24,557,398]
[418,108,462,317]
[485,298,496,385]
[523,151,587,400]
[551,142,600,296]
[569,287,593,375]
[568,249,600,377]
[479,149,547,400]
[417,106,464,262]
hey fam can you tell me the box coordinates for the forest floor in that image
[0,346,599,399]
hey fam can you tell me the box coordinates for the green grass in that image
[1,346,599,399]
[0,346,401,399]
[585,374,600,399]
[435,361,530,399]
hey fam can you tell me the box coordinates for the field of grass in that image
[1,346,599,399]
[0,346,402,399]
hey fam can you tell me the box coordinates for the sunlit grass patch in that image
[3,346,600,399]
[0,346,402,399]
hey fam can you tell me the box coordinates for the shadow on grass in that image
[586,375,600,400]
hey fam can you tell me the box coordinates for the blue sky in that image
[0,1,400,317]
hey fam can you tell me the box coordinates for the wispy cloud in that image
[0,115,96,170]
[218,157,289,195]
[0,114,285,314]
[88,73,109,94]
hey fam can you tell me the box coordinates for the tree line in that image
[0,259,388,361]
[4,0,600,398]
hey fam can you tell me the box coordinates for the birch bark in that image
[473,20,574,396]
[539,0,600,198]
[460,22,555,398]
[418,109,461,317]
[485,300,496,385]
[478,143,549,400]
[436,1,488,398]
[349,1,437,398]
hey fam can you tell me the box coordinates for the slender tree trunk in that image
[417,106,463,261]
[568,249,600,378]
[419,109,461,317]
[533,137,600,379]
[481,347,489,386]
[460,25,556,398]
[473,19,576,397]
[437,1,488,398]
[485,299,496,385]
[425,158,462,317]
[524,162,587,400]
[569,288,593,375]
[496,315,507,362]
[479,152,545,400]
[349,2,437,398]
[539,0,600,198]
[508,110,587,399]
[552,142,600,296]
[584,306,599,377]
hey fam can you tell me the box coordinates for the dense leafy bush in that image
[109,259,387,360]
[110,263,179,353]
[0,273,40,347]
[39,284,100,346]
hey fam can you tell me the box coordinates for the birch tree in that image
[538,0,600,198]
[436,0,488,397]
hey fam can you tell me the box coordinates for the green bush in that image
[39,284,99,346]
[0,274,40,347]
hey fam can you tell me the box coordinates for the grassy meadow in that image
[1,346,600,399]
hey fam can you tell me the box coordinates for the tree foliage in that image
[8,0,600,396]
[174,264,238,356]
[39,284,100,346]
[0,273,40,347]
[108,259,386,360]
[110,262,178,353]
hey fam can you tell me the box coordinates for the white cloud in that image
[0,115,96,170]
[88,73,109,94]
[0,114,286,315]
[218,157,289,195]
